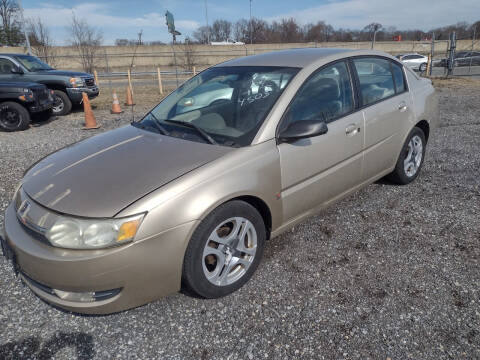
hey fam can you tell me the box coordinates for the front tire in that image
[387,127,426,185]
[419,63,427,72]
[182,200,266,298]
[0,101,30,131]
[51,90,72,116]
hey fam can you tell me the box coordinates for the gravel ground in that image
[0,83,479,359]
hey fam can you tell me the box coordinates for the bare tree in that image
[27,17,57,67]
[234,18,268,43]
[364,22,382,48]
[193,25,211,44]
[178,38,197,71]
[211,19,232,42]
[67,15,103,74]
[0,0,23,46]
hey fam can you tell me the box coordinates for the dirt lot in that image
[0,79,479,359]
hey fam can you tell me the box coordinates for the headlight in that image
[13,182,22,200]
[69,77,84,88]
[18,89,34,101]
[45,213,145,249]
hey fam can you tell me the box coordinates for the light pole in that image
[249,0,253,44]
[204,0,210,44]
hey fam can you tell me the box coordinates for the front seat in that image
[294,77,342,122]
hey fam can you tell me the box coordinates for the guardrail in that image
[97,70,194,78]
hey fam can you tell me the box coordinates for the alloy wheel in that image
[52,96,64,113]
[403,135,423,177]
[202,217,257,286]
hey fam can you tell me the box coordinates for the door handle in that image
[345,124,360,136]
[398,101,408,112]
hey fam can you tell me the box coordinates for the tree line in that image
[191,18,480,44]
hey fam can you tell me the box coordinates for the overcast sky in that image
[22,0,480,45]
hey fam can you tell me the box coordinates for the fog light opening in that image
[53,289,95,302]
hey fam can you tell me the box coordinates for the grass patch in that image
[431,77,480,89]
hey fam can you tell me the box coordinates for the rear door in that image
[352,57,414,181]
[277,60,364,222]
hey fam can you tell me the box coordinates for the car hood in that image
[32,70,92,77]
[0,81,45,88]
[22,125,232,218]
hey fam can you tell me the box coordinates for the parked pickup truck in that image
[0,81,54,131]
[0,54,99,116]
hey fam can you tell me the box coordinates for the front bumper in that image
[27,100,54,113]
[2,203,197,314]
[66,86,99,103]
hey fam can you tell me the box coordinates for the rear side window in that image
[353,58,395,106]
[391,62,406,94]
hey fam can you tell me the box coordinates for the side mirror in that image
[278,120,328,143]
[11,66,24,74]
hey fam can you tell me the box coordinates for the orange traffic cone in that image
[125,85,135,106]
[82,92,100,130]
[111,90,123,114]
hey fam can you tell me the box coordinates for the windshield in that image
[14,55,53,71]
[134,66,299,147]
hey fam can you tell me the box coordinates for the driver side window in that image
[283,61,354,127]
[0,58,14,74]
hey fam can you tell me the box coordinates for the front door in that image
[277,60,364,223]
[0,57,18,81]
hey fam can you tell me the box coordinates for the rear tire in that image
[387,127,426,185]
[51,90,72,116]
[0,101,30,131]
[182,200,266,299]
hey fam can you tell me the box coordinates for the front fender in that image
[117,140,283,242]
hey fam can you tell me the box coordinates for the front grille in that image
[33,88,49,102]
[84,77,95,87]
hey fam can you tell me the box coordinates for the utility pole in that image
[137,30,143,45]
[249,0,253,44]
[429,32,435,76]
[447,31,456,77]
[204,0,210,44]
[469,25,476,74]
[17,0,31,55]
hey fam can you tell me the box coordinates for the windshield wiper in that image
[146,112,170,136]
[164,119,218,145]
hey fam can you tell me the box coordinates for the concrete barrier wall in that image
[1,40,478,72]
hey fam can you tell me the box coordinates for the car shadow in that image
[30,112,57,127]
[0,332,94,360]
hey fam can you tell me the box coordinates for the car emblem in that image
[17,200,31,224]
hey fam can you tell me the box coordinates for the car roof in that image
[215,48,397,68]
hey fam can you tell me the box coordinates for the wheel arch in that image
[231,195,272,240]
[45,83,67,92]
[415,120,430,143]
